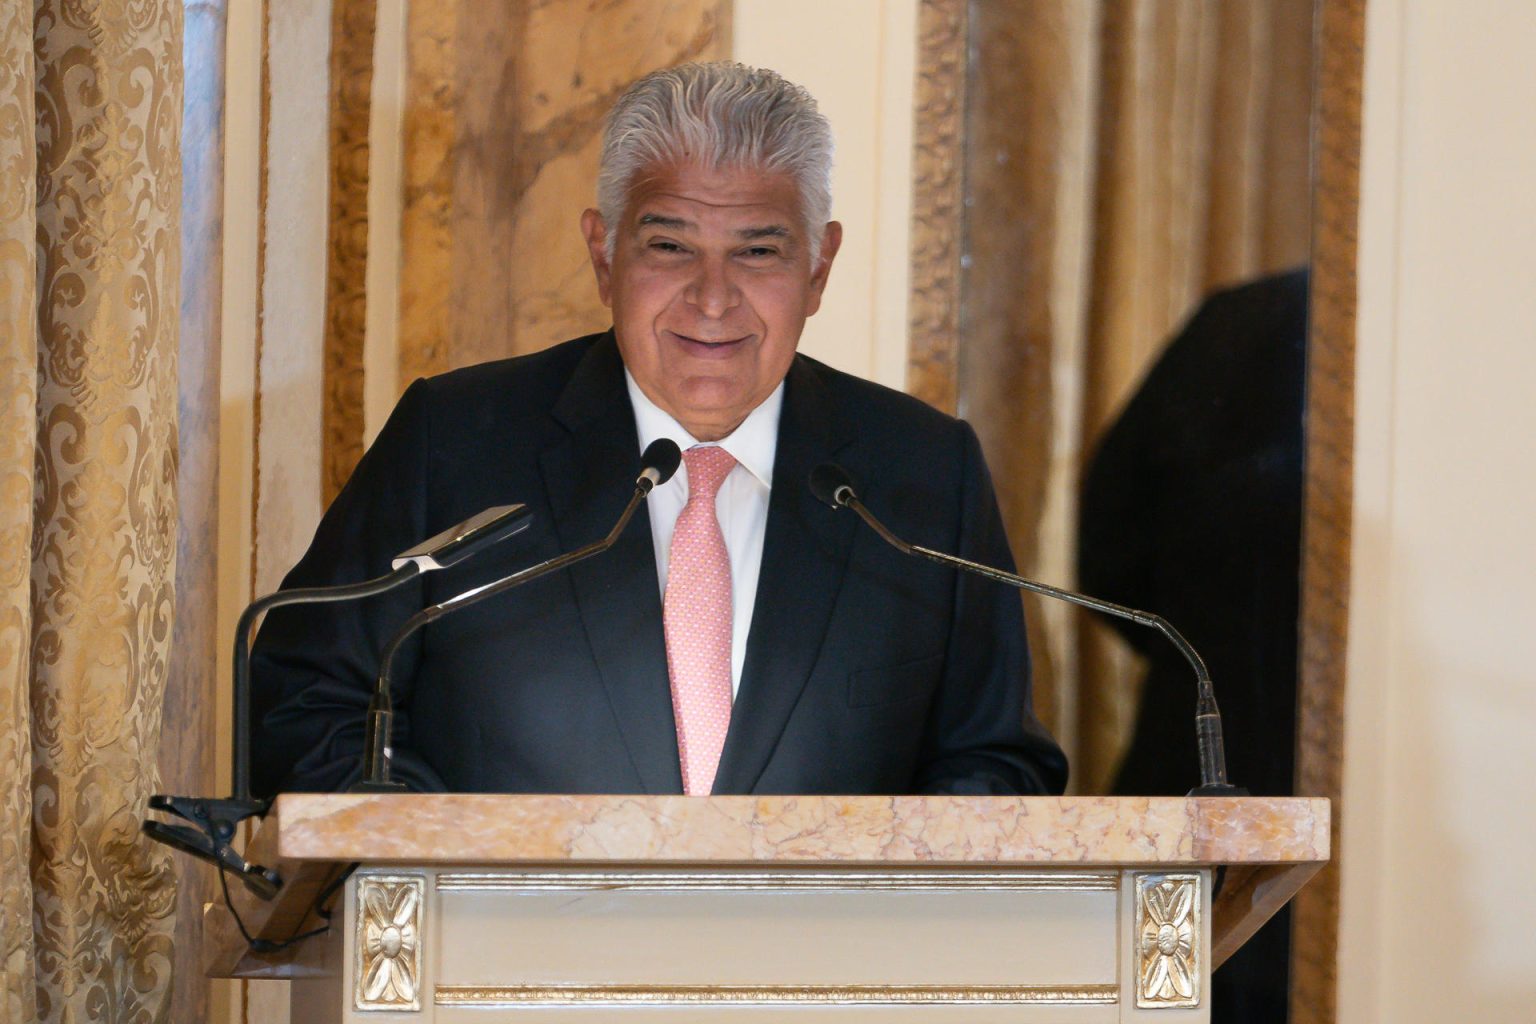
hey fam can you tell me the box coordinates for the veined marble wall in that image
[394,0,732,388]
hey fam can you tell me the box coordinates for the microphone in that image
[143,502,533,897]
[356,438,683,789]
[392,503,538,571]
[809,463,1243,796]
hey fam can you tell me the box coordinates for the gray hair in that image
[596,62,834,260]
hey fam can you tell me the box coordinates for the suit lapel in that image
[712,357,857,794]
[540,334,683,794]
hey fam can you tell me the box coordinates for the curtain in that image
[0,2,182,1020]
[954,0,1312,790]
[1073,0,1312,790]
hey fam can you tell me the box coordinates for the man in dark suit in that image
[251,62,1065,799]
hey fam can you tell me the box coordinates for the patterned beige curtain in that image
[0,3,182,1021]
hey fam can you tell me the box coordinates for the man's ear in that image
[804,220,843,317]
[580,208,613,307]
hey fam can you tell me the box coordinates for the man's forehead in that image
[622,163,805,229]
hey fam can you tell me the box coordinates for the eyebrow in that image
[739,225,791,240]
[637,214,690,230]
[635,214,794,241]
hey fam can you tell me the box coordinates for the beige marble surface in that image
[271,795,1328,866]
[395,0,731,387]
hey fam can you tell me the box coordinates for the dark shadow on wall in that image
[1079,268,1310,1024]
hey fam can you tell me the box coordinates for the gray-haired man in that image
[251,62,1067,798]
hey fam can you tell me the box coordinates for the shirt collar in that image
[625,369,782,489]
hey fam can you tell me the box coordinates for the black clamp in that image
[142,794,281,901]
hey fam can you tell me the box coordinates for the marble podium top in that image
[207,795,1330,979]
[269,793,1329,866]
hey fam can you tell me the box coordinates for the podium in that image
[207,794,1327,1022]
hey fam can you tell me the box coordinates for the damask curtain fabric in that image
[1,2,41,1017]
[1,3,182,1021]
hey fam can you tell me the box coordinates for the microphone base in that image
[349,778,409,794]
[1186,783,1250,797]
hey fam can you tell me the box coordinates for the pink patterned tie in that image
[665,445,737,795]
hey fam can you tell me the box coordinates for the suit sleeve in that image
[249,379,448,797]
[911,421,1069,795]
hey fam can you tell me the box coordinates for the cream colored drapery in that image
[1073,0,1312,790]
[0,2,182,1021]
[951,0,1313,790]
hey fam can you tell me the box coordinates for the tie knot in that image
[683,445,736,500]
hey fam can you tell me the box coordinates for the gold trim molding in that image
[436,983,1119,1007]
[435,869,1118,892]
[354,874,425,1012]
[1135,872,1201,1009]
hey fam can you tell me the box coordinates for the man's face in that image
[581,162,842,441]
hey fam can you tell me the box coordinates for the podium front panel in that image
[328,865,1212,1022]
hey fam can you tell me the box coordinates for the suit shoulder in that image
[796,353,970,448]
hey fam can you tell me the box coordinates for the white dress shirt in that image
[626,370,782,698]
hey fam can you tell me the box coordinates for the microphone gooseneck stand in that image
[809,463,1243,796]
[144,503,534,899]
[144,564,425,899]
[358,438,683,789]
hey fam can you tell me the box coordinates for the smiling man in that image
[250,63,1066,799]
[583,162,839,443]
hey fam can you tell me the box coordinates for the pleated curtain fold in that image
[0,3,182,1021]
[955,0,1312,789]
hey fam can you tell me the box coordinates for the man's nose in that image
[685,259,739,318]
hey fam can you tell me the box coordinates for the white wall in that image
[1339,2,1536,1020]
[733,0,916,391]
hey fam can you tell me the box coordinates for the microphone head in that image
[809,463,858,509]
[639,438,683,491]
[391,503,533,571]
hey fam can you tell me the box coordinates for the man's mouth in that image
[668,331,750,356]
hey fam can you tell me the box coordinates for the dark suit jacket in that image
[251,332,1066,798]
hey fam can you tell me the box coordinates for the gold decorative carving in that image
[354,875,424,1012]
[907,0,967,413]
[1135,873,1201,1009]
[436,869,1118,892]
[1294,2,1366,1021]
[436,983,1119,1007]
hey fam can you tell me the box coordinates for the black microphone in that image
[392,503,538,572]
[143,502,533,897]
[809,462,1243,796]
[357,438,683,789]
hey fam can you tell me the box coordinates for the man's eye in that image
[647,240,686,254]
[741,246,780,259]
